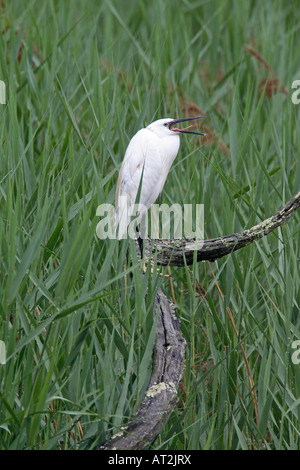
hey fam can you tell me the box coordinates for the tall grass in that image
[0,0,299,449]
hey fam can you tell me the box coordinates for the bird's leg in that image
[138,236,144,256]
[136,224,144,257]
[135,221,169,277]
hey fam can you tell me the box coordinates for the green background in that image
[0,0,299,449]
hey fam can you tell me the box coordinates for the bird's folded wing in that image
[118,129,162,208]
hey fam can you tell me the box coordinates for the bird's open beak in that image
[168,115,207,136]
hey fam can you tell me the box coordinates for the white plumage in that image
[115,116,205,240]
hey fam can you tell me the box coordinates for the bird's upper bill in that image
[168,115,207,136]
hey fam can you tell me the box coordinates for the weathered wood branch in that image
[100,289,186,450]
[146,191,300,266]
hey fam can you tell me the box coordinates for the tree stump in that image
[100,289,186,450]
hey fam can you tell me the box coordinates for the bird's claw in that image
[141,258,170,278]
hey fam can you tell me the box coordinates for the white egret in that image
[115,115,206,246]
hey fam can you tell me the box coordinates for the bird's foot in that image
[141,257,170,278]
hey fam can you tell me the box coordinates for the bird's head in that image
[146,116,206,138]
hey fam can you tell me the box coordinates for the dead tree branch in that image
[146,191,300,266]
